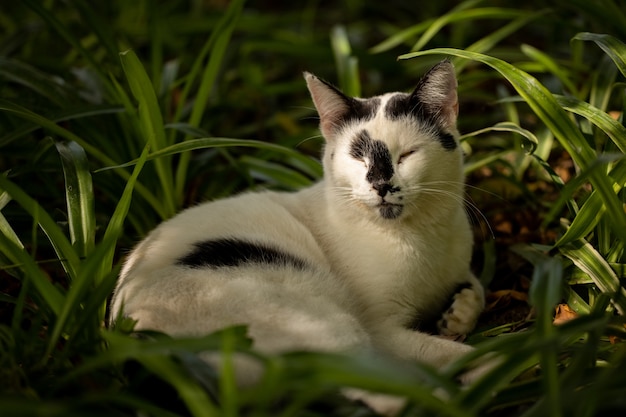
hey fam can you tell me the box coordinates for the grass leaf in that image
[0,175,80,280]
[120,49,176,218]
[55,140,96,258]
[174,0,246,202]
[573,32,626,77]
[560,239,626,314]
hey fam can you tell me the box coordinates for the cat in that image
[109,60,485,413]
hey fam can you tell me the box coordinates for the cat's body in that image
[110,61,485,393]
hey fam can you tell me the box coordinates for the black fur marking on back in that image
[384,93,457,151]
[350,130,394,185]
[177,238,309,270]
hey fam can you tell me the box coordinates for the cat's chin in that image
[378,203,403,220]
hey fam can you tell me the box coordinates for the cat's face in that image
[305,61,464,222]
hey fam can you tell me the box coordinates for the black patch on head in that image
[350,130,394,185]
[177,238,309,270]
[384,93,457,151]
[385,93,418,120]
[347,97,381,124]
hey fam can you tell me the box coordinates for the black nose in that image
[372,182,393,197]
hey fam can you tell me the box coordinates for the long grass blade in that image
[459,121,539,153]
[55,140,96,258]
[555,94,626,153]
[174,0,246,202]
[0,192,23,251]
[412,6,531,52]
[96,137,322,178]
[456,11,546,72]
[330,25,360,97]
[49,144,151,342]
[554,158,626,246]
[99,144,151,281]
[560,239,626,315]
[573,33,626,77]
[0,175,80,280]
[0,104,124,148]
[120,49,176,218]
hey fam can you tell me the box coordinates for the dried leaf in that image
[553,303,578,325]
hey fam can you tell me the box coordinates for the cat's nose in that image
[372,182,393,197]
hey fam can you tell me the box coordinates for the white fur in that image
[110,63,485,408]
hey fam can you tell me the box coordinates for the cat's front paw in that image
[437,285,483,336]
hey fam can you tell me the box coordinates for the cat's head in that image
[305,60,465,223]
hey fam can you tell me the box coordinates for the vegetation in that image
[1,0,625,415]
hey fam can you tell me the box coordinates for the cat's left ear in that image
[412,60,459,129]
[304,72,353,140]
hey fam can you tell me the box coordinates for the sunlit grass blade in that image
[369,19,435,54]
[589,55,619,111]
[95,137,322,178]
[399,48,626,244]
[44,141,149,360]
[0,100,164,218]
[174,0,246,202]
[459,121,539,153]
[560,239,626,314]
[120,49,176,218]
[330,25,360,97]
[456,11,546,72]
[99,144,151,282]
[555,94,626,153]
[554,158,626,246]
[0,99,114,165]
[240,156,314,189]
[573,33,626,77]
[0,192,23,251]
[0,104,124,148]
[55,140,96,258]
[0,175,80,280]
[411,6,530,52]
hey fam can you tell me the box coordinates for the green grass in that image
[1,0,626,416]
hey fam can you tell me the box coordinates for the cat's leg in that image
[437,272,484,337]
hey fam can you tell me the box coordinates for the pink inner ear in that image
[305,74,351,139]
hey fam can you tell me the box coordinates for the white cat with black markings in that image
[110,61,485,411]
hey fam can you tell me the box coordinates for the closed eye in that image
[398,149,417,164]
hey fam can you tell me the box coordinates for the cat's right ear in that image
[304,72,352,140]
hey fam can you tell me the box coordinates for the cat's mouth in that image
[378,202,403,219]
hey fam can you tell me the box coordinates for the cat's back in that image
[118,185,325,279]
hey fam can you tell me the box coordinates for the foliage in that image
[1,0,625,416]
